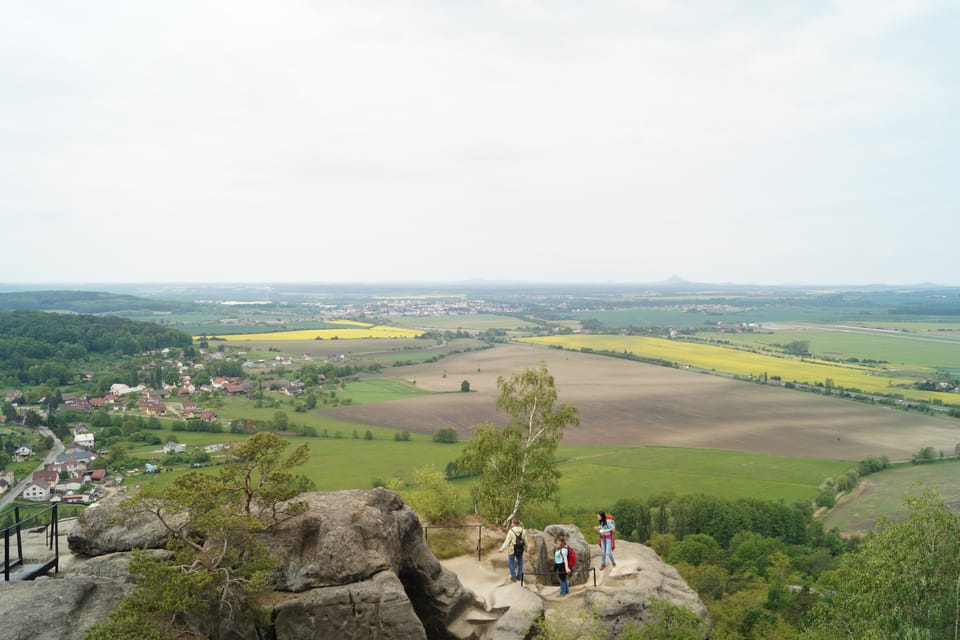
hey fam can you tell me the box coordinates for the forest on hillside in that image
[0,290,201,314]
[0,310,192,386]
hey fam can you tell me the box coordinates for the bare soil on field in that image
[321,343,960,461]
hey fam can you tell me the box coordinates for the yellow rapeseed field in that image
[328,319,374,327]
[213,326,423,341]
[522,334,938,400]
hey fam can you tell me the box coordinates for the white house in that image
[163,441,187,454]
[15,446,33,458]
[55,480,83,494]
[73,430,95,448]
[22,482,50,502]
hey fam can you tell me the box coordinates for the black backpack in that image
[513,530,525,556]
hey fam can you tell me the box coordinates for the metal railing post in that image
[53,503,59,573]
[519,566,597,588]
[421,524,485,561]
[3,528,9,581]
[0,503,61,580]
[14,507,23,568]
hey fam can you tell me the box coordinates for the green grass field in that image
[556,446,850,507]
[320,378,431,404]
[211,377,429,420]
[124,433,847,510]
[127,433,464,494]
[5,458,42,483]
[570,306,881,329]
[693,325,960,371]
[392,314,529,331]
[823,460,960,535]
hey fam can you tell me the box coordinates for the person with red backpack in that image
[595,511,617,569]
[554,534,572,596]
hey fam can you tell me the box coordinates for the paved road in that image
[0,427,64,510]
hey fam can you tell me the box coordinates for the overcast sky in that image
[1,1,957,286]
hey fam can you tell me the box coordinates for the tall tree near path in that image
[457,362,579,527]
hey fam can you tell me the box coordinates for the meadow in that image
[691,324,960,372]
[121,427,846,509]
[823,460,960,536]
[568,305,880,328]
[391,314,530,331]
[555,446,850,506]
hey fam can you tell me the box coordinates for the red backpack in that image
[566,546,577,568]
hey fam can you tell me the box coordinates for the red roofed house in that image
[32,469,59,489]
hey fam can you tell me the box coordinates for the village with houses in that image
[0,342,321,508]
[1,331,366,513]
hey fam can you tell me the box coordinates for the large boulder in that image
[0,574,130,640]
[534,524,592,587]
[584,540,710,637]
[265,488,476,638]
[41,489,479,640]
[446,530,710,640]
[67,497,181,556]
[272,571,428,640]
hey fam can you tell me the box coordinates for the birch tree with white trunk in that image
[457,362,579,527]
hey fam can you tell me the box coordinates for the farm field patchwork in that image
[392,314,530,331]
[322,343,960,461]
[206,326,423,341]
[211,337,450,359]
[570,305,882,328]
[520,334,957,406]
[692,323,960,371]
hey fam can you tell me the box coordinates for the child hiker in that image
[554,534,571,596]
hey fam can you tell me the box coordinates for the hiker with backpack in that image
[499,518,525,581]
[595,511,616,569]
[554,534,572,596]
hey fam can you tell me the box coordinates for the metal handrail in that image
[2,503,59,581]
[519,566,597,588]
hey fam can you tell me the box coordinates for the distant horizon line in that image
[0,278,955,290]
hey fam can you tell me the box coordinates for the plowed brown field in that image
[321,343,958,461]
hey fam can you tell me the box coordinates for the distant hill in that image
[0,291,200,314]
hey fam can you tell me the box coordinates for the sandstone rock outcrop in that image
[264,489,476,638]
[444,529,710,639]
[67,497,183,556]
[584,540,709,637]
[14,491,709,640]
[536,524,592,587]
[64,488,478,639]
[0,551,139,640]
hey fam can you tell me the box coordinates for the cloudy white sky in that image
[1,1,956,285]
